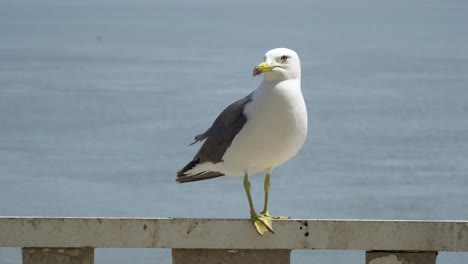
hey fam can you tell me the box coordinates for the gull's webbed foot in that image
[251,213,274,235]
[260,211,291,220]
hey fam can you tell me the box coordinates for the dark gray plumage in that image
[176,93,253,183]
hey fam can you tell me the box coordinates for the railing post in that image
[172,249,291,264]
[366,251,438,264]
[22,248,94,264]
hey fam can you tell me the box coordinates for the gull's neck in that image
[259,78,301,94]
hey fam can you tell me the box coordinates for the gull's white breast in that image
[220,79,308,177]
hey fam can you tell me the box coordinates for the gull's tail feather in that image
[176,171,224,183]
[176,158,224,183]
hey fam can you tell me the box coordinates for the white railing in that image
[1,217,467,264]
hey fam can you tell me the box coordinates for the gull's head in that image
[253,48,301,81]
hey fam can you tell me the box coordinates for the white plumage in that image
[220,78,307,176]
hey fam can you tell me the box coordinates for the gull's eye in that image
[280,55,288,62]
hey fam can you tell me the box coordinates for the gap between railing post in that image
[366,251,438,264]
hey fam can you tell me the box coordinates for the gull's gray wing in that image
[176,93,253,183]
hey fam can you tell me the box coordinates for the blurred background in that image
[0,0,467,263]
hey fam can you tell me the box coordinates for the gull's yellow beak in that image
[253,61,277,77]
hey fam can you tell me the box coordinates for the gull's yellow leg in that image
[260,173,271,216]
[243,174,274,235]
[259,173,291,220]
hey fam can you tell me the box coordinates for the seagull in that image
[176,48,308,235]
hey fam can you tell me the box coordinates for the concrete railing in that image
[1,217,467,264]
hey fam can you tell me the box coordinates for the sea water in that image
[1,1,467,263]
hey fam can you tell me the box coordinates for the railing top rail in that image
[1,217,467,251]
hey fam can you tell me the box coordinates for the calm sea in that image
[1,0,467,263]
